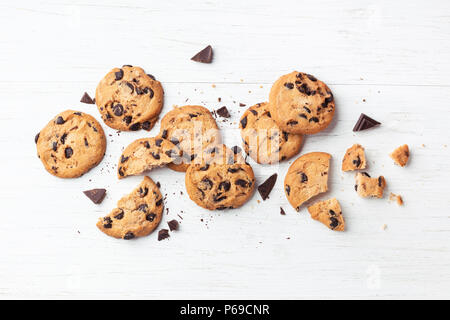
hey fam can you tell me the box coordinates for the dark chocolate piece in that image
[158,229,170,241]
[80,92,95,104]
[257,173,277,201]
[191,45,213,63]
[83,188,107,204]
[216,106,230,118]
[167,219,179,231]
[353,113,381,131]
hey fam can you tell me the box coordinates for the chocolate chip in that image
[352,113,381,132]
[115,69,124,80]
[280,207,286,215]
[151,152,160,160]
[121,155,129,163]
[329,209,336,216]
[213,194,227,202]
[284,82,294,89]
[330,217,339,229]
[257,173,277,201]
[168,219,179,231]
[139,187,148,197]
[84,138,89,147]
[129,123,141,131]
[138,204,148,212]
[227,167,241,173]
[148,88,154,98]
[300,172,308,183]
[146,213,157,222]
[80,92,95,104]
[353,155,361,168]
[299,114,308,119]
[156,182,161,189]
[161,130,168,139]
[309,117,319,123]
[249,109,258,116]
[113,104,124,116]
[219,181,231,192]
[362,172,371,177]
[155,139,163,147]
[52,142,58,152]
[231,146,241,154]
[170,138,180,145]
[306,74,317,81]
[239,103,246,107]
[123,116,132,125]
[235,179,248,188]
[125,82,134,93]
[118,167,124,176]
[64,147,73,158]
[74,112,82,116]
[60,133,67,144]
[378,177,383,187]
[158,229,170,241]
[123,232,135,240]
[201,177,213,189]
[83,188,107,204]
[142,121,151,130]
[35,132,40,144]
[282,131,289,141]
[199,164,210,171]
[136,87,144,95]
[297,83,315,96]
[147,74,155,80]
[303,106,311,113]
[354,184,358,191]
[123,64,133,67]
[56,116,65,125]
[240,116,247,129]
[191,45,213,63]
[216,106,230,118]
[156,198,163,206]
[287,120,298,126]
[103,217,113,228]
[143,141,150,149]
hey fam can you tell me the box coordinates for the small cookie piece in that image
[355,172,386,198]
[342,144,367,171]
[284,152,331,211]
[307,198,345,231]
[185,145,255,210]
[117,137,181,179]
[160,105,221,172]
[390,144,409,167]
[36,110,106,178]
[268,71,335,134]
[95,65,163,131]
[240,102,303,164]
[389,193,404,206]
[97,177,163,240]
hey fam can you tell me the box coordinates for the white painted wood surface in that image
[1,0,449,299]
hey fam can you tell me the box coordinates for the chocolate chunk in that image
[202,177,213,189]
[167,219,179,231]
[235,179,248,188]
[151,152,160,160]
[353,155,361,168]
[147,74,155,80]
[231,146,241,154]
[362,172,371,177]
[121,155,129,163]
[352,113,381,131]
[60,133,67,144]
[309,117,319,123]
[329,209,336,216]
[240,116,247,129]
[139,187,149,197]
[103,217,113,228]
[142,121,151,131]
[257,173,277,201]
[300,172,308,183]
[280,207,286,215]
[118,167,124,176]
[80,92,95,104]
[144,141,150,148]
[306,74,317,81]
[303,106,311,113]
[125,82,134,93]
[113,104,124,116]
[216,106,230,118]
[299,113,308,119]
[170,138,180,145]
[199,164,210,171]
[219,180,231,192]
[156,198,163,206]
[249,109,258,116]
[35,132,40,144]
[64,147,73,158]
[52,142,58,151]
[123,64,133,67]
[123,231,135,240]
[287,120,298,126]
[158,229,170,241]
[146,213,156,222]
[378,177,383,187]
[161,130,168,139]
[115,69,124,80]
[56,116,65,125]
[239,103,246,107]
[330,217,339,229]
[191,45,213,63]
[155,139,163,147]
[156,182,161,189]
[129,123,141,131]
[138,204,148,212]
[123,116,132,124]
[114,211,124,220]
[284,82,294,89]
[282,131,289,141]
[84,138,89,147]
[83,188,107,204]
[213,194,227,202]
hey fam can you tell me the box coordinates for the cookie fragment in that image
[80,92,95,104]
[355,172,386,198]
[352,113,381,131]
[307,198,345,231]
[389,144,409,167]
[167,219,179,231]
[389,193,404,206]
[342,144,366,171]
[216,106,230,118]
[158,229,170,241]
[191,45,213,63]
[257,173,277,200]
[83,188,107,204]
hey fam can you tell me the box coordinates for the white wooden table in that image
[1,0,449,299]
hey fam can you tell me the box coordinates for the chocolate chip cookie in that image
[35,110,106,178]
[268,71,335,134]
[239,102,303,164]
[390,144,409,167]
[284,152,331,211]
[95,65,163,131]
[355,172,386,198]
[308,198,345,231]
[185,145,255,210]
[160,105,221,172]
[342,144,366,171]
[118,137,181,179]
[97,176,163,240]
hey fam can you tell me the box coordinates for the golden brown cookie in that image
[160,105,221,172]
[117,137,181,179]
[342,144,367,171]
[355,172,386,198]
[284,152,331,211]
[268,71,335,134]
[95,65,163,131]
[308,198,345,231]
[185,145,255,210]
[239,102,303,164]
[97,176,163,240]
[35,110,106,178]
[390,144,409,167]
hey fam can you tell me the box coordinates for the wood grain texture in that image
[0,0,449,299]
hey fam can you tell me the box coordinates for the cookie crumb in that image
[390,193,404,206]
[212,84,216,88]
[382,224,388,230]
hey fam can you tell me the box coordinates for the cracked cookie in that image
[355,172,386,198]
[160,105,221,172]
[117,137,181,179]
[185,145,255,210]
[284,152,331,211]
[239,102,303,164]
[308,198,345,231]
[35,110,106,178]
[95,65,163,131]
[390,144,409,167]
[97,176,163,240]
[342,144,366,171]
[268,71,335,134]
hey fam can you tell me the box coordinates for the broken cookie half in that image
[308,198,345,231]
[342,144,366,171]
[355,172,386,198]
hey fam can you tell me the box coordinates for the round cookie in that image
[239,102,303,164]
[118,137,181,179]
[95,65,163,131]
[36,110,106,178]
[185,145,255,210]
[284,152,331,211]
[97,176,163,240]
[160,105,221,172]
[268,71,335,134]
